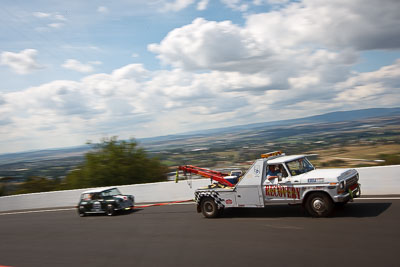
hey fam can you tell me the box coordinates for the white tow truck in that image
[180,151,361,218]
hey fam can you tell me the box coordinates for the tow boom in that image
[178,165,235,187]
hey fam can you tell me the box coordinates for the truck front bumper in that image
[333,183,361,203]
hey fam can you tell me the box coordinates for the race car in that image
[77,187,135,217]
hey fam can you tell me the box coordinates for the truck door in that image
[264,164,299,204]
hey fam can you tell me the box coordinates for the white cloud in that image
[197,0,209,10]
[0,49,43,74]
[53,14,67,21]
[245,0,400,50]
[48,23,64,29]
[148,0,400,107]
[221,0,249,12]
[150,0,400,73]
[33,11,66,21]
[1,57,400,153]
[335,59,400,105]
[262,0,290,4]
[97,6,109,14]
[32,11,67,31]
[61,59,101,73]
[33,12,51,18]
[148,18,259,71]
[161,0,195,12]
[62,45,101,52]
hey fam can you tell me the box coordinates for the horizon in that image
[1,106,399,156]
[1,0,400,154]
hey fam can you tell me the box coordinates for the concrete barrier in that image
[0,179,211,212]
[0,165,399,212]
[355,165,400,195]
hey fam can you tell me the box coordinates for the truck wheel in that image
[201,198,219,218]
[106,204,115,216]
[305,192,333,217]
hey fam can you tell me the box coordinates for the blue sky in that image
[0,0,399,153]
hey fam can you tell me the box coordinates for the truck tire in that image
[305,192,333,217]
[201,197,219,218]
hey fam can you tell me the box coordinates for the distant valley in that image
[1,107,400,182]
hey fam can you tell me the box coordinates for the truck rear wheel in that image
[201,197,219,218]
[305,192,333,217]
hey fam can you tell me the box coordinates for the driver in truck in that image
[266,165,280,183]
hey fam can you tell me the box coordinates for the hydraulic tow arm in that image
[178,165,235,187]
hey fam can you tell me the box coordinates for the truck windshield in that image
[286,157,314,176]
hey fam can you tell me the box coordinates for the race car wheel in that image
[78,206,86,217]
[305,192,333,217]
[106,204,115,216]
[201,197,219,218]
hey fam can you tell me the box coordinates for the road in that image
[0,198,399,267]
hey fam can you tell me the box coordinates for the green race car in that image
[77,187,135,217]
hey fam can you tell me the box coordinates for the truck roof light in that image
[261,151,284,158]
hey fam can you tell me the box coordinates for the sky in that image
[0,0,400,154]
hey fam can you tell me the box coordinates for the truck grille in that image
[346,175,358,187]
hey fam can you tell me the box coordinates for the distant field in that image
[1,113,400,182]
[309,144,400,168]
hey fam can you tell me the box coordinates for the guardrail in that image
[0,165,399,212]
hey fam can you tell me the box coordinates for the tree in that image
[63,137,168,189]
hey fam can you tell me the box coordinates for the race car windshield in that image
[102,188,122,197]
[286,157,314,176]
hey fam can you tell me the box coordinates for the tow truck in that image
[178,151,361,218]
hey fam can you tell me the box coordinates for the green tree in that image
[63,137,168,189]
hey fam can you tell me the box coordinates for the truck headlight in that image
[337,181,346,194]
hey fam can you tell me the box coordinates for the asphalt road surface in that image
[1,198,399,267]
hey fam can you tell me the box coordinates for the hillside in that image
[1,107,400,181]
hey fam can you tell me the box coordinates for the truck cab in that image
[195,151,361,218]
